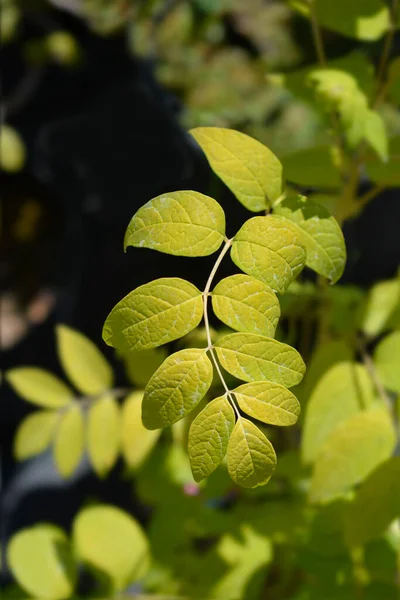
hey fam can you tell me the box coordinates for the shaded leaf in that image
[122,347,168,388]
[87,394,120,477]
[233,381,300,426]
[6,368,73,408]
[121,391,161,469]
[366,136,400,186]
[314,0,389,41]
[281,145,341,189]
[374,331,400,393]
[54,404,84,478]
[14,411,58,460]
[361,278,400,337]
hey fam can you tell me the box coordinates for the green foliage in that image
[0,124,26,172]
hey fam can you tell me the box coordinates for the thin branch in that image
[309,0,327,66]
[374,0,399,107]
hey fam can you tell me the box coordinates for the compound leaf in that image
[215,333,305,388]
[142,349,213,429]
[56,325,113,396]
[121,391,161,469]
[374,331,400,393]
[231,216,306,294]
[103,278,203,352]
[87,394,120,477]
[14,411,58,460]
[6,368,73,408]
[212,274,280,337]
[233,381,300,426]
[188,396,235,482]
[124,190,225,256]
[227,418,276,488]
[190,127,283,211]
[274,195,346,283]
[54,404,84,478]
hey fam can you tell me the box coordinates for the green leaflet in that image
[227,418,276,488]
[274,195,346,283]
[215,332,305,388]
[302,362,375,464]
[188,396,235,482]
[233,381,300,426]
[6,368,73,408]
[124,190,226,256]
[7,525,76,600]
[87,394,120,477]
[364,110,389,162]
[0,124,26,172]
[123,347,168,387]
[72,505,150,592]
[314,0,389,41]
[302,340,353,400]
[56,325,113,396]
[54,404,84,478]
[231,215,306,294]
[366,136,400,186]
[14,411,58,460]
[142,349,213,429]
[309,407,397,503]
[189,126,283,211]
[121,391,161,469]
[361,278,400,337]
[374,331,400,393]
[281,145,341,189]
[103,277,203,352]
[211,274,280,337]
[344,457,400,546]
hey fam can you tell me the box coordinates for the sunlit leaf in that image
[121,392,161,469]
[103,278,203,352]
[124,190,226,256]
[54,404,84,478]
[233,381,300,426]
[87,394,120,477]
[374,331,400,393]
[14,411,58,460]
[6,368,73,408]
[361,278,400,337]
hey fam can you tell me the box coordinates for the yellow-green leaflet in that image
[142,349,213,429]
[302,362,375,464]
[314,0,389,41]
[7,525,76,600]
[6,368,73,408]
[72,505,150,592]
[54,404,84,478]
[231,216,306,294]
[374,331,400,393]
[123,347,168,387]
[103,278,203,352]
[87,394,120,477]
[309,407,397,504]
[0,124,26,172]
[227,418,276,488]
[56,325,113,395]
[361,278,400,337]
[281,145,341,189]
[273,196,346,283]
[233,382,300,426]
[189,127,282,211]
[14,411,58,460]
[212,274,280,338]
[215,333,305,388]
[188,396,235,482]
[121,392,161,469]
[124,190,226,256]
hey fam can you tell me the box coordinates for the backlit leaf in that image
[14,411,58,460]
[142,349,213,429]
[361,278,400,337]
[314,0,389,41]
[190,127,283,211]
[215,333,305,387]
[6,368,73,408]
[188,396,235,482]
[274,195,346,283]
[281,145,341,189]
[231,215,306,294]
[374,331,400,393]
[310,407,397,503]
[54,404,84,478]
[121,392,161,469]
[302,362,375,464]
[103,278,203,352]
[233,381,300,426]
[56,325,113,395]
[87,394,120,477]
[227,418,276,488]
[8,525,76,600]
[73,505,150,592]
[212,274,280,337]
[124,190,225,256]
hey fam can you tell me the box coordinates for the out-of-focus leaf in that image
[121,391,161,469]
[87,394,120,477]
[14,411,58,460]
[281,145,341,189]
[360,278,400,337]
[374,331,400,393]
[0,125,25,172]
[6,368,73,408]
[54,404,84,478]
[122,348,168,388]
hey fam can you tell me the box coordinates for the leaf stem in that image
[309,0,326,66]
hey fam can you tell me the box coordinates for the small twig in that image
[309,0,326,66]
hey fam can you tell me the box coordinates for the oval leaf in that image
[121,391,161,469]
[212,274,280,337]
[87,394,120,477]
[103,278,203,352]
[72,505,150,592]
[56,325,113,395]
[274,195,346,283]
[14,411,58,460]
[188,396,235,482]
[142,349,213,429]
[374,331,400,393]
[190,127,283,211]
[124,190,226,256]
[6,368,73,408]
[215,333,305,388]
[227,418,277,488]
[8,525,76,600]
[231,216,306,293]
[233,381,300,426]
[54,404,84,478]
